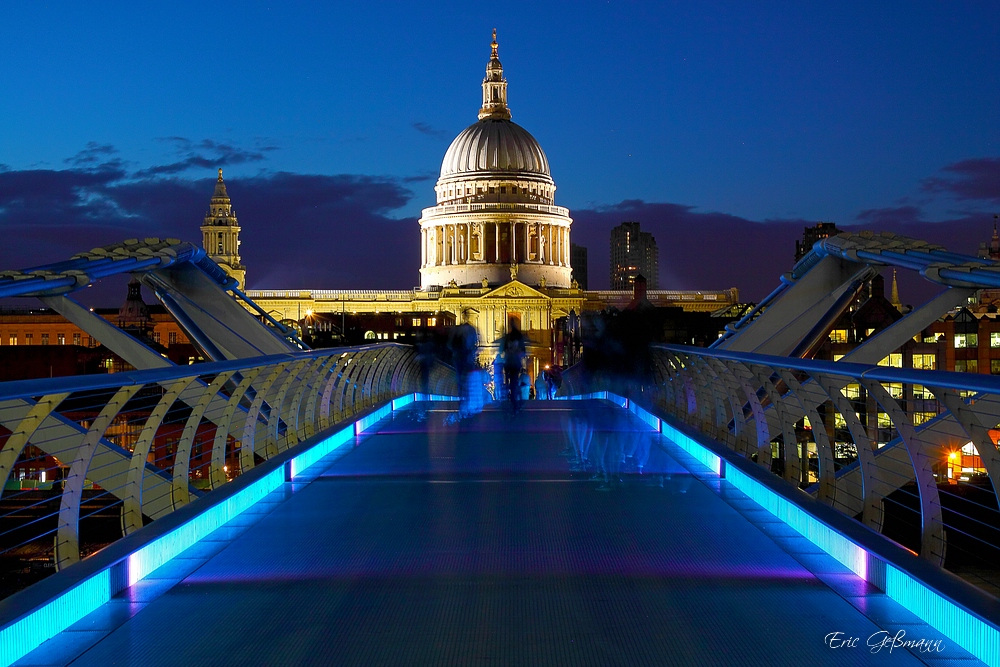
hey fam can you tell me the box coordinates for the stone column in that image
[512,222,517,264]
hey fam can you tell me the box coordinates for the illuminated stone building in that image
[200,169,245,290]
[239,33,739,376]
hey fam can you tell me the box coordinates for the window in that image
[912,354,936,370]
[833,354,845,362]
[913,412,937,426]
[7,334,15,346]
[992,360,1000,375]
[912,385,935,400]
[152,332,160,343]
[923,333,940,343]
[57,333,65,345]
[883,382,903,399]
[955,333,978,348]
[829,329,848,343]
[877,412,893,428]
[168,332,177,345]
[412,318,422,327]
[834,413,847,428]
[40,334,49,346]
[878,353,902,368]
[364,331,376,340]
[427,317,437,327]
[73,333,81,346]
[955,359,979,373]
[25,334,32,345]
[842,383,861,400]
[992,332,1000,348]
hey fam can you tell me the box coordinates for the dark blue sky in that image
[2,2,998,302]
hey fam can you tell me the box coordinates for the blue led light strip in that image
[637,398,1000,667]
[0,392,436,667]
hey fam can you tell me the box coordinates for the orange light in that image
[948,452,957,461]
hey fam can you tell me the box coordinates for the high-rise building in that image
[570,244,588,289]
[610,222,658,289]
[794,222,840,262]
[200,169,245,290]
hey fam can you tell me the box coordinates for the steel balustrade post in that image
[267,359,310,455]
[173,371,235,509]
[55,385,143,570]
[931,387,1000,518]
[298,355,338,441]
[318,356,348,430]
[684,356,717,433]
[861,378,947,564]
[0,393,71,495]
[747,364,798,475]
[712,358,754,457]
[123,377,198,534]
[728,361,772,465]
[813,372,884,530]
[210,368,262,489]
[243,364,290,472]
[775,369,836,501]
[333,353,360,422]
[367,349,393,405]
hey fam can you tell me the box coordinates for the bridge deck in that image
[14,401,974,666]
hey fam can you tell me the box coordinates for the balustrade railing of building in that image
[563,344,1000,591]
[0,343,455,597]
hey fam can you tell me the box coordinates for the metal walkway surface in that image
[11,401,979,666]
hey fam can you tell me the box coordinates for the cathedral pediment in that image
[481,280,549,300]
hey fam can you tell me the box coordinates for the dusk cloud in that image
[920,158,1000,203]
[1,149,996,306]
[135,138,276,177]
[0,149,419,292]
[412,122,449,139]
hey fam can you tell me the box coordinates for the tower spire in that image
[890,268,902,312]
[479,28,511,121]
[200,168,245,289]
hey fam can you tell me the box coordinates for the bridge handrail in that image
[568,343,1000,599]
[0,342,457,596]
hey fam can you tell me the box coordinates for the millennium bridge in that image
[1,233,1000,665]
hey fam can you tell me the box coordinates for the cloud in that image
[136,138,275,177]
[921,157,1000,203]
[64,142,118,166]
[412,122,449,139]
[0,156,419,295]
[2,149,996,306]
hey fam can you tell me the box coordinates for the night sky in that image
[2,2,998,304]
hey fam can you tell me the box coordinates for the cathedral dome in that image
[440,119,551,182]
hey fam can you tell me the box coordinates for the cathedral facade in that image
[204,33,738,376]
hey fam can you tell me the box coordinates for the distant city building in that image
[978,215,1000,261]
[570,244,588,289]
[795,222,841,262]
[610,222,659,290]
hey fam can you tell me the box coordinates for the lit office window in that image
[955,333,978,348]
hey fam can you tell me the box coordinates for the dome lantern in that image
[479,29,511,121]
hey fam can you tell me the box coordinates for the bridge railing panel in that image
[567,344,1000,592]
[0,343,456,598]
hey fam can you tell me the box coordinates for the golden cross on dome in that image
[491,28,498,58]
[218,168,224,182]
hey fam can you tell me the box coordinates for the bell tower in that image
[200,168,246,289]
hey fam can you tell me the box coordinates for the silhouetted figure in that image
[502,322,526,412]
[449,320,479,419]
[534,370,548,400]
[415,333,436,420]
